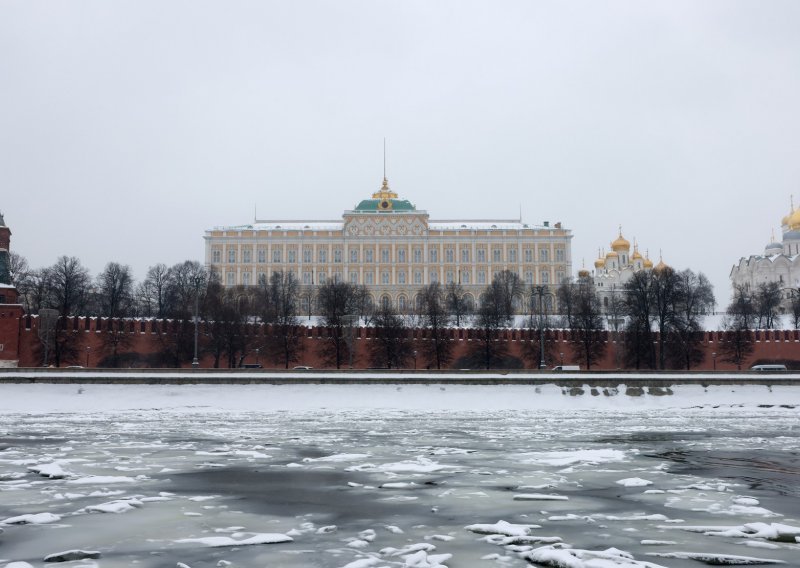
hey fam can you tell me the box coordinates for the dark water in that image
[1,406,800,567]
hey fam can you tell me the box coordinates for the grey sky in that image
[2,1,799,304]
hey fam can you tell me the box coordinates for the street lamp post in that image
[191,275,202,369]
[560,352,564,366]
[532,285,550,369]
[413,350,417,370]
[712,352,717,371]
[85,346,90,368]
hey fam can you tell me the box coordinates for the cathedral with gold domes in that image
[730,200,800,305]
[584,228,661,311]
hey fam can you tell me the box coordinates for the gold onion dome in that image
[611,227,630,252]
[631,247,643,261]
[643,255,654,269]
[578,268,590,278]
[605,249,619,258]
[594,257,605,269]
[789,207,800,230]
[783,197,795,226]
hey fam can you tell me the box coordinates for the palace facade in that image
[204,178,572,313]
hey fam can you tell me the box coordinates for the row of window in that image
[212,246,566,264]
[222,269,566,287]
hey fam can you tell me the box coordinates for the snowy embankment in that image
[0,382,799,413]
[2,369,800,384]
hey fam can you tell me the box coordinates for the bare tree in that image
[370,303,412,369]
[263,271,302,369]
[728,284,756,329]
[8,251,32,303]
[204,282,253,368]
[317,280,359,369]
[299,287,316,321]
[556,279,577,329]
[754,281,782,329]
[445,281,471,327]
[492,269,523,321]
[650,266,680,369]
[469,280,512,369]
[22,268,53,314]
[96,262,134,318]
[667,270,715,370]
[47,256,91,366]
[419,282,453,369]
[569,276,606,370]
[155,260,208,367]
[721,285,755,369]
[353,285,374,326]
[623,270,656,369]
[790,289,800,330]
[137,263,174,318]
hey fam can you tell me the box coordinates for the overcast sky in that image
[2,1,799,304]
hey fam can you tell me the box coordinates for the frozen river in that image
[1,383,800,567]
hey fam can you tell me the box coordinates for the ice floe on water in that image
[646,551,786,565]
[616,477,654,487]
[175,532,293,547]
[1,384,800,567]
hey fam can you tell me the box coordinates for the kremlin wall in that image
[4,197,800,371]
[2,313,800,371]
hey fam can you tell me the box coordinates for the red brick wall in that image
[0,304,23,365]
[7,314,800,370]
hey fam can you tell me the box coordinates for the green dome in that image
[354,199,416,212]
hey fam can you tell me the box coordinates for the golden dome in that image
[605,250,619,258]
[611,226,630,252]
[783,196,795,226]
[643,252,654,269]
[631,248,643,261]
[594,257,605,269]
[789,207,800,230]
[578,268,590,278]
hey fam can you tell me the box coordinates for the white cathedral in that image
[582,228,664,311]
[730,201,800,304]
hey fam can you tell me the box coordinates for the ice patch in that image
[2,512,61,525]
[465,520,538,536]
[647,551,785,565]
[42,550,101,562]
[175,533,293,547]
[658,522,800,542]
[82,498,143,514]
[28,463,68,479]
[522,449,627,467]
[304,453,370,462]
[67,475,141,485]
[513,493,569,501]
[615,478,653,487]
[522,545,649,568]
[348,457,454,473]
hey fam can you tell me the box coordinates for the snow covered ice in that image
[0,382,799,567]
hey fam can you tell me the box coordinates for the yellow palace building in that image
[204,178,572,313]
